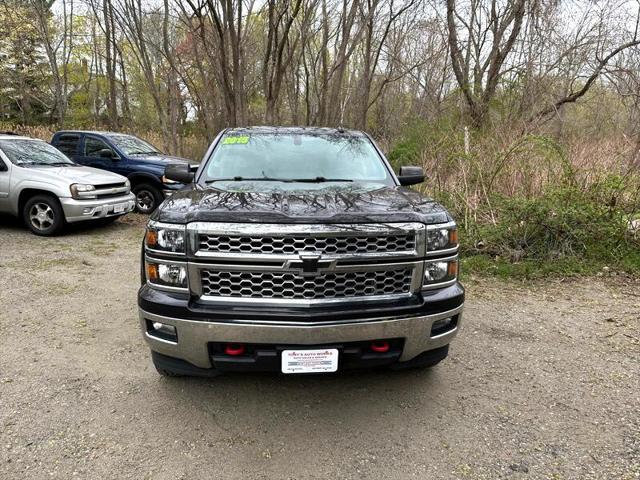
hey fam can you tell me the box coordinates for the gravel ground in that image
[0,214,639,480]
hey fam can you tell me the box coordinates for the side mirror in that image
[98,148,116,159]
[398,166,425,186]
[165,163,194,183]
[0,160,7,172]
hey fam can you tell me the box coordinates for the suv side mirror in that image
[398,166,425,186]
[0,160,7,172]
[165,163,194,183]
[98,148,116,159]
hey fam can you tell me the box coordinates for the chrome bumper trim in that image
[138,305,463,368]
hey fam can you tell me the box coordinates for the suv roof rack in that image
[0,131,19,135]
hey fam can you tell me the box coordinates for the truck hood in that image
[28,165,127,186]
[130,153,196,167]
[154,181,452,224]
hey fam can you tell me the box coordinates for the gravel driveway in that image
[1,215,639,479]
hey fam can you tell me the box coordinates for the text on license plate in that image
[281,349,339,374]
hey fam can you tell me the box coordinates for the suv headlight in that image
[70,183,96,199]
[146,260,188,289]
[426,224,458,252]
[145,221,186,253]
[423,258,458,286]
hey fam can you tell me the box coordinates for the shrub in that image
[388,119,640,278]
[457,176,640,277]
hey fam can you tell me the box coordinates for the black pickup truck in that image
[138,127,464,377]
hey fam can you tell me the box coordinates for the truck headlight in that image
[423,258,458,285]
[426,225,458,252]
[146,260,188,289]
[161,175,179,184]
[70,183,96,199]
[145,222,185,253]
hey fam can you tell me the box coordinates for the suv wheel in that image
[23,195,65,236]
[132,184,163,214]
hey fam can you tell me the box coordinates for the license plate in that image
[113,203,126,213]
[281,349,339,374]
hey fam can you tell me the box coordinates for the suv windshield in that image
[107,134,160,156]
[201,132,393,185]
[0,139,76,166]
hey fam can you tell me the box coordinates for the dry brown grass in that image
[0,123,207,162]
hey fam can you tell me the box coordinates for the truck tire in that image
[154,365,183,377]
[151,351,222,378]
[390,345,449,371]
[22,194,65,236]
[132,183,163,214]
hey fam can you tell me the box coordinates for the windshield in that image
[201,133,393,185]
[107,134,160,156]
[0,139,76,166]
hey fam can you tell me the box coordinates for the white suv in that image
[0,134,135,235]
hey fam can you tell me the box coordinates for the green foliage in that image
[391,119,640,279]
[458,177,640,278]
[388,118,464,170]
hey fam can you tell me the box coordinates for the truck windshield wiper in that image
[205,176,292,183]
[205,176,353,183]
[290,177,353,183]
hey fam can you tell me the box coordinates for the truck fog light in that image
[431,317,455,336]
[152,321,176,335]
[147,320,178,341]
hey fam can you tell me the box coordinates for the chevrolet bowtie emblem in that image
[285,253,336,277]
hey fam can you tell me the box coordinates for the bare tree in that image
[446,0,527,128]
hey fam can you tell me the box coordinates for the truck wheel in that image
[132,184,162,214]
[23,194,65,236]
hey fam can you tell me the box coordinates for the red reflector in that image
[225,343,245,356]
[370,341,390,353]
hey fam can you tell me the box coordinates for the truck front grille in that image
[198,233,416,256]
[200,267,413,301]
[188,222,425,305]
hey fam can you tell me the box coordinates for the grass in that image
[460,254,636,280]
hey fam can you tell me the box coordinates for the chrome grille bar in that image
[188,222,425,260]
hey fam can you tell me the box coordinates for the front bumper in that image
[138,303,463,370]
[60,194,135,223]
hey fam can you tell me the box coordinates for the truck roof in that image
[53,130,117,136]
[224,126,366,137]
[0,133,38,141]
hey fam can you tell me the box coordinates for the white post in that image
[464,126,470,155]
